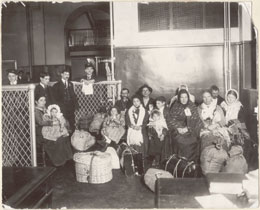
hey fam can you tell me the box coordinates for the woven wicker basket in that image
[73,151,113,184]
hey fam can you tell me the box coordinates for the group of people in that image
[6,69,31,85]
[7,63,249,172]
[107,84,248,172]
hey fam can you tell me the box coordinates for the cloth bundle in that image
[200,127,231,152]
[227,119,250,146]
[200,144,228,175]
[103,126,125,144]
[144,168,173,192]
[71,130,96,151]
[105,147,120,169]
[221,145,248,174]
[89,113,106,133]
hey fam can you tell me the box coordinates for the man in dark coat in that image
[210,85,225,106]
[52,69,78,132]
[115,88,132,113]
[138,84,155,111]
[35,72,54,107]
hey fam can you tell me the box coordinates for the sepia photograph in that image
[1,0,259,209]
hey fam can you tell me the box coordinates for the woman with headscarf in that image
[168,89,203,162]
[169,84,196,108]
[221,89,251,151]
[221,89,245,124]
[35,93,73,167]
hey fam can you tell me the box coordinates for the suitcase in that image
[117,143,144,176]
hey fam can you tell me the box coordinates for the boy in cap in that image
[7,69,19,85]
[80,63,96,84]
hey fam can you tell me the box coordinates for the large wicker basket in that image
[73,151,113,184]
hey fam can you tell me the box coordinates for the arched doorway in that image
[64,3,112,81]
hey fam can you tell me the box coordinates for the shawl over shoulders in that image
[168,101,203,137]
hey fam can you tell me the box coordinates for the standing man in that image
[210,85,225,106]
[35,72,54,107]
[52,69,78,132]
[7,69,19,85]
[18,70,25,84]
[115,88,132,114]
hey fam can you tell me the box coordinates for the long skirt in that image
[173,133,199,162]
[128,128,149,157]
[44,136,73,166]
[161,132,173,161]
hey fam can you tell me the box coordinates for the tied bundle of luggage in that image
[200,119,250,175]
[71,107,141,183]
[143,119,253,193]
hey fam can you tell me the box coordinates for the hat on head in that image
[35,93,46,102]
[139,84,153,93]
[85,62,95,69]
[7,69,18,75]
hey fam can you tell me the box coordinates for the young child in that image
[100,106,126,149]
[42,104,69,141]
[147,109,168,168]
[148,103,155,115]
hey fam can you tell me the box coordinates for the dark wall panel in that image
[115,45,239,102]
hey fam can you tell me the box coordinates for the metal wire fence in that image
[2,84,36,167]
[72,80,122,125]
[1,81,121,166]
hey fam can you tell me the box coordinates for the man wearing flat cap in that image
[80,63,97,84]
[7,69,20,85]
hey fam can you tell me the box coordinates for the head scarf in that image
[177,89,190,107]
[223,89,242,123]
[47,104,63,118]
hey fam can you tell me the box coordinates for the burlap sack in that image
[221,145,248,174]
[89,113,106,133]
[200,144,228,175]
[71,130,96,151]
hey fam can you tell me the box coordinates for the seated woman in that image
[35,94,73,167]
[221,89,245,124]
[42,104,69,141]
[197,90,230,151]
[168,89,203,162]
[221,89,250,147]
[100,106,126,149]
[169,84,196,108]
